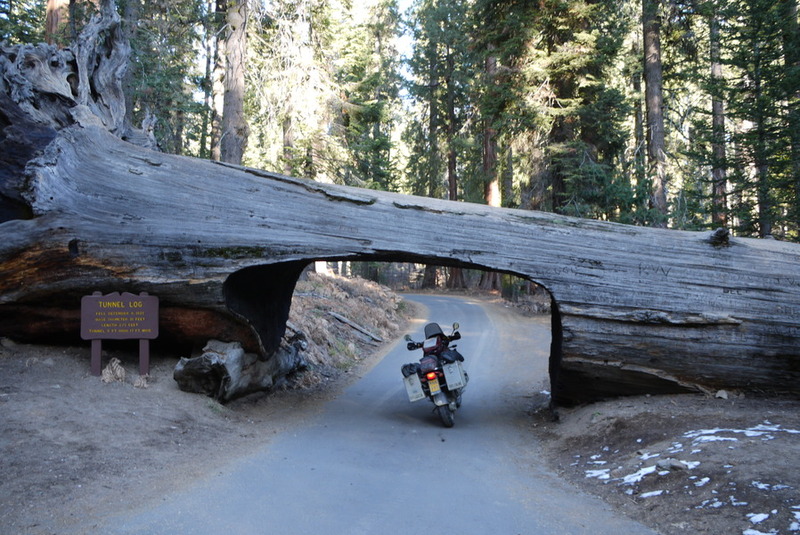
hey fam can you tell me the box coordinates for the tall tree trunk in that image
[502,146,514,208]
[483,143,499,207]
[445,267,466,289]
[220,0,248,165]
[427,54,440,198]
[173,107,185,156]
[480,53,500,290]
[643,0,668,226]
[481,51,501,292]
[445,47,458,202]
[45,0,69,45]
[444,46,466,289]
[283,114,294,175]
[709,5,728,228]
[483,51,500,208]
[199,0,215,159]
[421,265,438,289]
[632,36,646,189]
[210,0,225,161]
[755,100,772,237]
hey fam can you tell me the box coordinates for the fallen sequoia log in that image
[1,4,799,404]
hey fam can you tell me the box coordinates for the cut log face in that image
[1,2,799,404]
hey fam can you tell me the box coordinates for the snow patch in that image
[747,513,769,524]
[684,422,800,446]
[585,469,611,480]
[697,498,724,509]
[694,435,739,443]
[640,490,664,498]
[729,496,748,506]
[623,465,657,484]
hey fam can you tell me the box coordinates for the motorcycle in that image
[401,322,468,428]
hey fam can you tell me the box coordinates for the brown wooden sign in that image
[81,292,159,340]
[81,292,158,376]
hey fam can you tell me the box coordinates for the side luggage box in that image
[403,373,426,402]
[443,361,467,390]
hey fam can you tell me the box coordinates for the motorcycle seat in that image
[440,349,464,363]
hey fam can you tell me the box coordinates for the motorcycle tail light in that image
[426,372,437,381]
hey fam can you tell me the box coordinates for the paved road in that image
[97,294,656,535]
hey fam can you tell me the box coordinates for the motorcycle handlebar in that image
[406,331,460,350]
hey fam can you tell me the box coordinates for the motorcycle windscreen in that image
[403,373,426,402]
[442,362,467,390]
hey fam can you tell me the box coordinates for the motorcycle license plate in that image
[428,377,441,394]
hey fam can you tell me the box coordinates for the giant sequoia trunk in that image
[1,1,800,405]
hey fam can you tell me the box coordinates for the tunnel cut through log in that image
[211,257,565,403]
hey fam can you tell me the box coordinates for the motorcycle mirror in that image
[452,322,459,331]
[404,334,412,341]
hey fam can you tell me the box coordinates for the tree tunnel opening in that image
[222,260,309,356]
[221,256,560,402]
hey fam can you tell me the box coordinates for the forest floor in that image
[1,274,798,535]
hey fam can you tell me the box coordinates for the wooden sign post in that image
[80,292,159,376]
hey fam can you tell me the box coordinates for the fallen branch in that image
[329,312,383,343]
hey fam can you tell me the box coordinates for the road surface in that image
[92,294,657,534]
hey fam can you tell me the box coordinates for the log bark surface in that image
[1,11,799,404]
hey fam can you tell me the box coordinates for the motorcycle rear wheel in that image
[436,405,455,428]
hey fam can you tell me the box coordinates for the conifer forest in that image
[3,0,799,241]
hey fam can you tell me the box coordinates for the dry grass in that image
[286,272,409,384]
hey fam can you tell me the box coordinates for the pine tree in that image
[403,0,477,200]
[0,0,45,44]
[123,0,206,156]
[779,0,800,239]
[336,0,402,190]
[513,0,632,220]
[723,0,789,238]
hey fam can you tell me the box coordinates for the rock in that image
[656,458,688,471]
